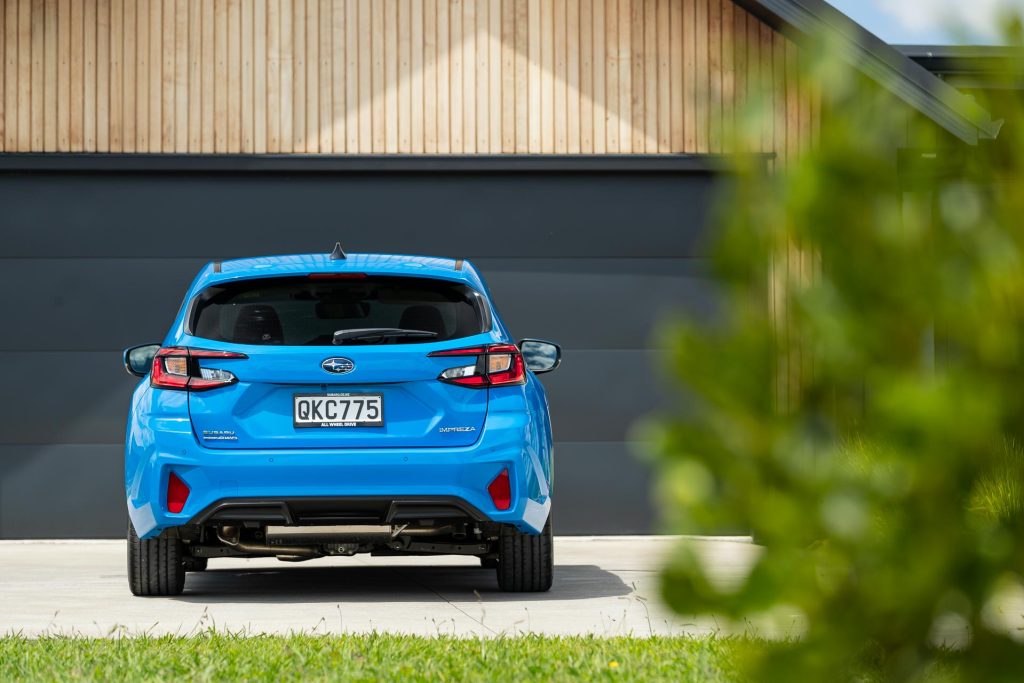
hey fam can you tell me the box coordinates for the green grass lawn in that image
[0,634,751,682]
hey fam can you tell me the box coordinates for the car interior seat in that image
[398,305,447,337]
[232,304,285,344]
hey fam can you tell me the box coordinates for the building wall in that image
[0,0,817,157]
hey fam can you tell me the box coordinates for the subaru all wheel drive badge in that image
[321,357,355,374]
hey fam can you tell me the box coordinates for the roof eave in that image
[734,0,1002,144]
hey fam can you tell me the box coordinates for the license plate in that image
[293,393,384,428]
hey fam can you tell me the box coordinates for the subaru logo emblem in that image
[321,357,355,374]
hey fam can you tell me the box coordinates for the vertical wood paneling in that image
[461,0,475,152]
[720,0,732,145]
[305,0,318,153]
[16,0,29,150]
[706,0,720,152]
[578,0,590,152]
[213,0,226,151]
[681,0,693,150]
[655,0,667,152]
[448,0,462,151]
[329,0,343,152]
[253,0,265,150]
[198,0,211,151]
[538,0,550,152]
[344,0,357,151]
[185,0,198,151]
[0,1,5,150]
[590,0,604,153]
[121,0,133,150]
[603,0,617,151]
[62,0,77,150]
[642,0,655,152]
[397,0,409,152]
[473,0,486,152]
[487,0,499,152]
[422,0,435,151]
[0,0,821,157]
[384,0,397,153]
[81,0,95,151]
[693,0,706,152]
[266,0,280,151]
[615,0,628,149]
[240,0,253,152]
[30,0,42,149]
[433,0,447,152]
[526,0,538,151]
[356,0,369,151]
[68,0,81,150]
[629,0,642,152]
[290,0,304,151]
[565,0,578,153]
[171,0,185,151]
[369,0,381,150]
[500,0,514,152]
[410,0,423,151]
[552,0,564,153]
[279,0,292,150]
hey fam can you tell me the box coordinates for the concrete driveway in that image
[1,536,768,638]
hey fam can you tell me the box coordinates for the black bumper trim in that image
[188,495,490,527]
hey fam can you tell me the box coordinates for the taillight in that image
[429,344,526,388]
[167,472,190,513]
[151,347,247,391]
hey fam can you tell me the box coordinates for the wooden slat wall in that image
[0,0,817,155]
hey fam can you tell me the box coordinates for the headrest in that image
[232,304,284,345]
[398,305,446,336]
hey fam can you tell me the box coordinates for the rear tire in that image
[127,519,186,596]
[496,517,553,592]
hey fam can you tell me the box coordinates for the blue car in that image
[122,245,560,596]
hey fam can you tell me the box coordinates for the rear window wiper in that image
[333,328,440,345]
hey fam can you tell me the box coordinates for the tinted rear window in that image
[190,276,488,346]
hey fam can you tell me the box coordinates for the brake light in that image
[488,469,512,511]
[167,472,190,513]
[151,347,247,391]
[429,344,526,388]
[307,272,367,279]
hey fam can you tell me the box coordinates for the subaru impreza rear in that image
[123,246,559,596]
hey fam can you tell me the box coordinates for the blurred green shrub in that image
[652,20,1024,682]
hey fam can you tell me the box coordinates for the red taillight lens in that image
[487,469,512,511]
[151,347,247,391]
[167,472,190,513]
[429,344,526,388]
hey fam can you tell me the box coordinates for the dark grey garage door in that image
[0,158,721,538]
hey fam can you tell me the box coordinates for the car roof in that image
[191,252,485,292]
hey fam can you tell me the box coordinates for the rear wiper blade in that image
[333,328,439,344]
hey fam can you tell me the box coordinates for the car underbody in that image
[175,496,502,563]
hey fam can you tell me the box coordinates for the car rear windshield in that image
[190,275,489,346]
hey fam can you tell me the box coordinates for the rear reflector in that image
[488,469,512,511]
[167,472,190,513]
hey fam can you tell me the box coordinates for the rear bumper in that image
[189,495,490,526]
[126,414,551,539]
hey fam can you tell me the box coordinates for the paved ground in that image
[1,536,773,639]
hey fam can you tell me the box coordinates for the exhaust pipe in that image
[217,525,320,558]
